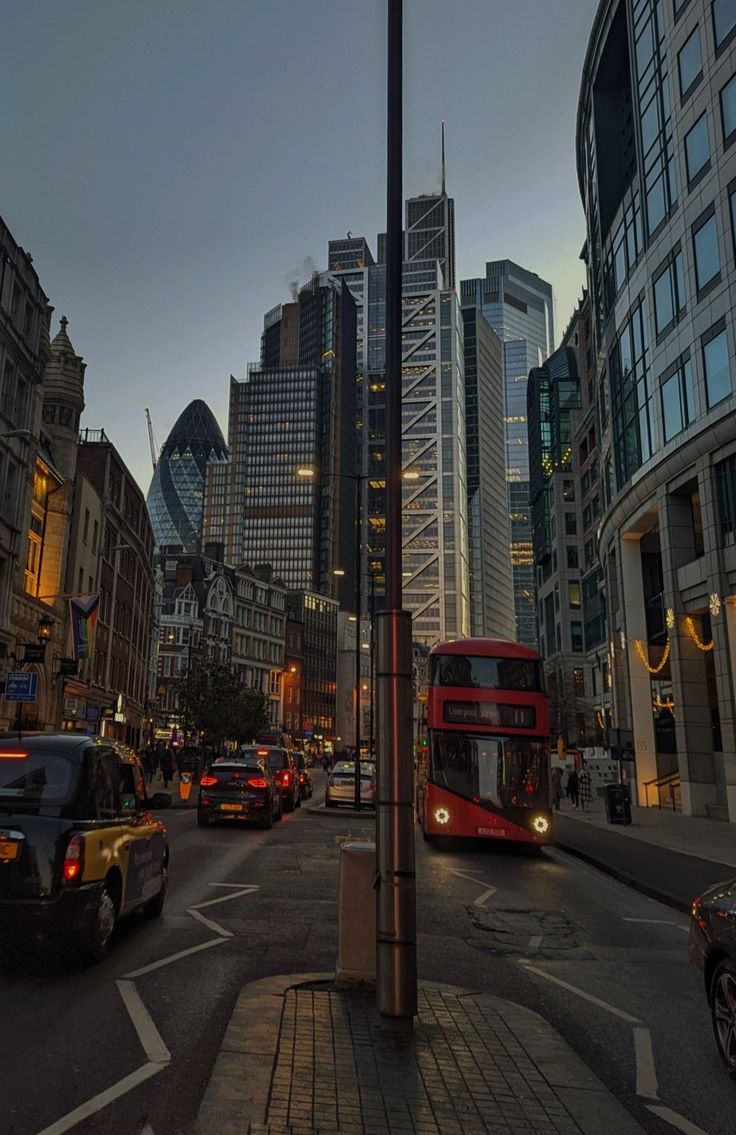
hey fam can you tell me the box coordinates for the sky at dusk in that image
[1,0,597,496]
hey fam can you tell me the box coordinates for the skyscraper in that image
[208,275,357,608]
[461,260,554,646]
[146,400,228,552]
[462,306,515,639]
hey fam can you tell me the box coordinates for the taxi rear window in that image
[0,751,78,810]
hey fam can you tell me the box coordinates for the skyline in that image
[1,0,595,494]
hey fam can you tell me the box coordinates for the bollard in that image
[335,841,376,989]
[179,771,192,801]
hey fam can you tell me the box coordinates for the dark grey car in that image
[689,877,736,1078]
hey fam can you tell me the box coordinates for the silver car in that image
[325,761,376,808]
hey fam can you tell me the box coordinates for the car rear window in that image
[332,763,374,779]
[266,753,289,771]
[0,751,78,810]
[209,764,264,778]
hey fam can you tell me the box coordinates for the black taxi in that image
[0,733,170,962]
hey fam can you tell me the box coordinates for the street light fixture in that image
[37,614,54,642]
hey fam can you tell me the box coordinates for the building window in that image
[566,545,579,569]
[661,357,696,440]
[571,621,584,653]
[83,508,90,543]
[573,668,585,694]
[653,250,686,334]
[610,298,655,488]
[716,453,736,543]
[569,582,582,609]
[722,75,736,146]
[678,26,702,99]
[684,113,710,183]
[713,0,736,51]
[692,211,720,293]
[564,513,577,536]
[562,480,575,502]
[702,326,732,407]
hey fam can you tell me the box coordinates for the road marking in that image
[646,1105,711,1134]
[473,886,496,907]
[34,1063,162,1135]
[528,935,543,950]
[141,1127,156,1135]
[123,935,228,979]
[634,1027,659,1099]
[117,981,171,1063]
[192,885,259,910]
[210,882,258,888]
[446,868,483,884]
[519,961,642,1023]
[188,907,233,938]
[622,917,690,934]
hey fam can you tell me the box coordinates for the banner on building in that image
[67,594,100,661]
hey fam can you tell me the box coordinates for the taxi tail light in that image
[276,770,291,787]
[200,775,218,787]
[63,834,84,883]
[247,777,268,789]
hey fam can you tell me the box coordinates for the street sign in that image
[5,672,38,703]
[22,644,46,663]
[59,658,78,676]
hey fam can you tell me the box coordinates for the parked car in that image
[243,746,301,813]
[293,752,313,800]
[0,734,170,963]
[689,877,736,1078]
[325,761,376,808]
[198,758,282,829]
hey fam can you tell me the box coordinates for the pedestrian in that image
[160,745,174,789]
[551,766,563,811]
[566,768,579,809]
[322,752,330,772]
[578,763,592,811]
[140,748,153,784]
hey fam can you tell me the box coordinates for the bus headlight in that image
[434,807,450,825]
[532,815,550,835]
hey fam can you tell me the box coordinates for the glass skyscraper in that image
[461,260,554,646]
[146,399,228,552]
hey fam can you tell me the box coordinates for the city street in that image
[1,772,733,1135]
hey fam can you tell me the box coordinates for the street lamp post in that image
[103,542,131,729]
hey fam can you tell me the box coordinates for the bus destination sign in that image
[443,701,536,728]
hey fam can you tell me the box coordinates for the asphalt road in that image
[1,775,734,1135]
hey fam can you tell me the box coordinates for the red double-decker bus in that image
[417,638,552,846]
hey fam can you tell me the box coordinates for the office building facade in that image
[579,0,736,818]
[461,261,555,647]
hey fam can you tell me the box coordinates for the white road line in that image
[209,882,257,887]
[519,961,642,1023]
[188,907,233,938]
[473,886,496,907]
[646,1105,712,1135]
[446,868,483,886]
[34,1062,162,1135]
[633,1027,659,1099]
[123,936,228,979]
[141,1126,156,1135]
[116,981,171,1064]
[623,917,679,925]
[528,935,543,950]
[191,886,258,910]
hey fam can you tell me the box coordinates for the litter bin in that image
[604,782,632,825]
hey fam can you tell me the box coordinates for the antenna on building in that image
[145,407,158,471]
[441,120,447,196]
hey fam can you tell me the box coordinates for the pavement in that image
[193,974,646,1135]
[553,794,736,912]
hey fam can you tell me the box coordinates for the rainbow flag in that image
[68,594,99,661]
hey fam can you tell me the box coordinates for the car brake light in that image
[200,775,218,787]
[257,749,269,756]
[63,834,84,883]
[0,751,28,759]
[247,777,268,789]
[282,771,291,786]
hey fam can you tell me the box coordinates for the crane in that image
[145,408,158,471]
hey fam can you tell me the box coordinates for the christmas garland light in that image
[634,638,670,674]
[684,616,714,652]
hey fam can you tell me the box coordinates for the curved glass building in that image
[579,0,736,819]
[146,400,228,552]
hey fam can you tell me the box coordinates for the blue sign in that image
[5,672,38,703]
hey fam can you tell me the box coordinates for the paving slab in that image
[192,973,646,1135]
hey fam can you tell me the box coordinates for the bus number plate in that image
[477,826,505,838]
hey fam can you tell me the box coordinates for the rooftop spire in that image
[441,120,446,196]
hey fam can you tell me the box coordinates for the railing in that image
[643,771,681,812]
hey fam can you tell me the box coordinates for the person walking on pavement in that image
[160,745,174,789]
[578,762,592,811]
[551,766,563,811]
[566,768,579,809]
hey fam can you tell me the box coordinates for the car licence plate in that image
[477,826,505,838]
[220,803,244,812]
[0,839,19,861]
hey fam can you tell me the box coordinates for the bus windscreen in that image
[430,653,542,691]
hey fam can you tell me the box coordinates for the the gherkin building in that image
[146,400,228,551]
